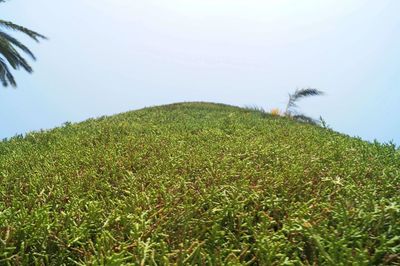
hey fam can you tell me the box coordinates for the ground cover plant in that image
[0,102,399,265]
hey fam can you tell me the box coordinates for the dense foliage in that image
[0,102,399,265]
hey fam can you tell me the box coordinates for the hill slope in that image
[0,102,399,265]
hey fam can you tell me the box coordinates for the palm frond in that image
[0,9,46,87]
[287,88,324,108]
[0,57,16,87]
[285,88,324,114]
[292,114,319,125]
[283,88,325,126]
[0,31,36,59]
[0,20,47,42]
[0,38,33,72]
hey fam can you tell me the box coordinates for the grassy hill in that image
[0,102,399,265]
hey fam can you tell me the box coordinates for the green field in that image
[0,102,399,265]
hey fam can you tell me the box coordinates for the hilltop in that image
[0,102,399,265]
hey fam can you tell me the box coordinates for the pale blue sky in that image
[1,0,399,144]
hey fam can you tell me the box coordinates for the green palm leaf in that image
[0,1,46,87]
[292,114,319,125]
[0,20,46,41]
[285,88,325,125]
[286,88,324,111]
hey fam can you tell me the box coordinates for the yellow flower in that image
[270,108,281,116]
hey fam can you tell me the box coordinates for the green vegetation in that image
[0,102,399,265]
[0,0,46,87]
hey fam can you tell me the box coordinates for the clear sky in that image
[1,0,399,144]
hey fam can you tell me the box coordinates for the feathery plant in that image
[285,88,324,125]
[0,0,46,87]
